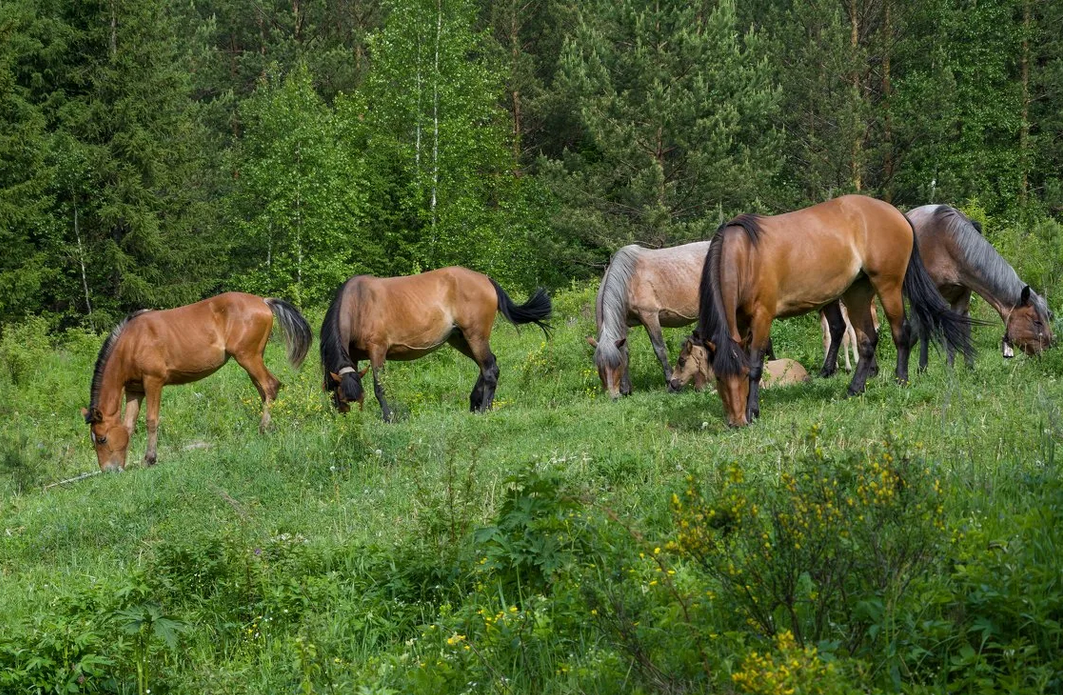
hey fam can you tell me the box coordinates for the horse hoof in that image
[145,456,157,467]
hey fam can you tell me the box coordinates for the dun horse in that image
[587,242,708,398]
[906,204,1054,367]
[82,293,312,471]
[697,194,973,427]
[320,267,551,420]
[669,334,809,391]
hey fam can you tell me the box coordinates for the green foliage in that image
[545,0,783,261]
[228,62,376,305]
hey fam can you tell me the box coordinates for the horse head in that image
[705,339,751,428]
[326,366,369,412]
[81,406,131,472]
[1004,286,1054,356]
[587,335,629,399]
[669,332,714,392]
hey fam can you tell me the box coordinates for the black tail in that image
[490,279,552,339]
[902,225,975,362]
[265,298,313,369]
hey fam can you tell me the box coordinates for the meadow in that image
[0,282,1061,694]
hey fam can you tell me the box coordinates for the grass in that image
[0,283,1061,693]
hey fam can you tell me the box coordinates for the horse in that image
[669,333,809,391]
[82,293,312,472]
[906,204,1054,368]
[820,300,880,372]
[320,267,551,420]
[586,242,708,398]
[697,194,973,427]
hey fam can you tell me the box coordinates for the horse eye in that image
[97,436,107,445]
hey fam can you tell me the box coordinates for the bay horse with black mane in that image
[82,293,312,471]
[906,204,1054,368]
[320,267,551,421]
[697,194,974,427]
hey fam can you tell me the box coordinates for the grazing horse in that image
[906,205,1054,368]
[82,293,312,472]
[586,242,708,398]
[669,334,809,391]
[320,267,551,420]
[697,194,973,427]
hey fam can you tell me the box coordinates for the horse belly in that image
[167,362,226,385]
[775,256,862,318]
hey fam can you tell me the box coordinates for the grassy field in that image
[0,281,1061,693]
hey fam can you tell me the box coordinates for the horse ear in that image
[585,336,598,348]
[615,337,627,349]
[80,407,91,423]
[358,366,370,378]
[1020,285,1032,305]
[703,339,717,353]
[329,372,341,384]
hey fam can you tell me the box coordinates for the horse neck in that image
[948,233,1026,321]
[94,343,131,421]
[595,247,639,365]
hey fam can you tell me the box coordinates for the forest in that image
[0,0,1061,328]
[0,1,1062,694]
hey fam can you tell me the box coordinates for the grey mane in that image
[916,205,1050,318]
[594,245,641,369]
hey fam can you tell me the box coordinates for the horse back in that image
[628,242,708,325]
[118,293,272,383]
[346,267,497,358]
[751,195,913,317]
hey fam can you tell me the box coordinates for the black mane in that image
[696,225,751,378]
[718,213,763,245]
[88,310,149,414]
[320,278,356,390]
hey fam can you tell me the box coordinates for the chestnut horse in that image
[320,267,551,420]
[669,334,809,391]
[82,293,312,471]
[697,194,973,426]
[906,205,1054,368]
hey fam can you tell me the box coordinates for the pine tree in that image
[542,0,782,259]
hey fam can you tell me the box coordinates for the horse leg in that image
[365,349,392,422]
[233,351,282,433]
[449,332,499,412]
[124,390,144,436]
[841,283,880,396]
[819,302,847,377]
[143,379,163,466]
[641,314,674,390]
[871,278,912,386]
[746,310,773,422]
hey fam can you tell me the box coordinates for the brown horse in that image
[906,205,1054,368]
[320,267,551,420]
[82,293,312,471]
[697,194,973,426]
[669,335,809,391]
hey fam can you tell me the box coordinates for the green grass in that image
[0,285,1061,693]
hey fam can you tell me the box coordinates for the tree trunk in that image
[1019,0,1031,205]
[74,198,95,331]
[881,0,893,202]
[850,0,862,192]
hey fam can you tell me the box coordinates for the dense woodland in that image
[0,0,1061,328]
